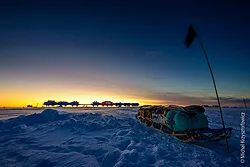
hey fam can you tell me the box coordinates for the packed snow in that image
[0,107,249,167]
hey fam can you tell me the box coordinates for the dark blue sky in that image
[1,0,250,106]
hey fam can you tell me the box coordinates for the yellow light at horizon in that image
[0,82,184,107]
[0,89,150,107]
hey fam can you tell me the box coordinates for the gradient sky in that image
[1,0,250,107]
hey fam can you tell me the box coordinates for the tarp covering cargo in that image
[173,112,208,131]
[166,105,208,131]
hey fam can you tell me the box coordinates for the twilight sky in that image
[1,0,250,107]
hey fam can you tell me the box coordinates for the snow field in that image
[0,108,249,167]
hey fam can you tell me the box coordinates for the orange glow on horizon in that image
[0,97,186,108]
[1,88,163,107]
[1,81,190,108]
[0,99,154,108]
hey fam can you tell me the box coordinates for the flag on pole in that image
[183,24,231,153]
[184,25,197,48]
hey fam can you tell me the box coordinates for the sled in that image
[135,105,232,143]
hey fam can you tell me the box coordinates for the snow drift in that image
[0,108,249,167]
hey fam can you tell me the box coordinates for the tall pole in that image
[197,35,230,153]
[243,99,247,109]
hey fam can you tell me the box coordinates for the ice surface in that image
[0,108,249,167]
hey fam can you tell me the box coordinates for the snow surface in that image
[0,107,249,167]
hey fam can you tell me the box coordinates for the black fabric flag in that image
[185,25,197,48]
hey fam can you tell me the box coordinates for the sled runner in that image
[135,105,232,143]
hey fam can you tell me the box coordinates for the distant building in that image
[123,103,131,107]
[43,100,57,106]
[101,101,114,107]
[70,101,79,107]
[131,103,139,107]
[115,102,122,107]
[92,101,100,107]
[57,101,69,107]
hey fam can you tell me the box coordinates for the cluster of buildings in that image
[92,101,139,107]
[42,100,139,107]
[43,101,79,107]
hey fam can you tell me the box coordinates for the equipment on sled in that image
[135,105,232,143]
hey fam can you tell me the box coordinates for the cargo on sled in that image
[135,105,232,143]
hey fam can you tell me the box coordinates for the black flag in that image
[184,25,197,48]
